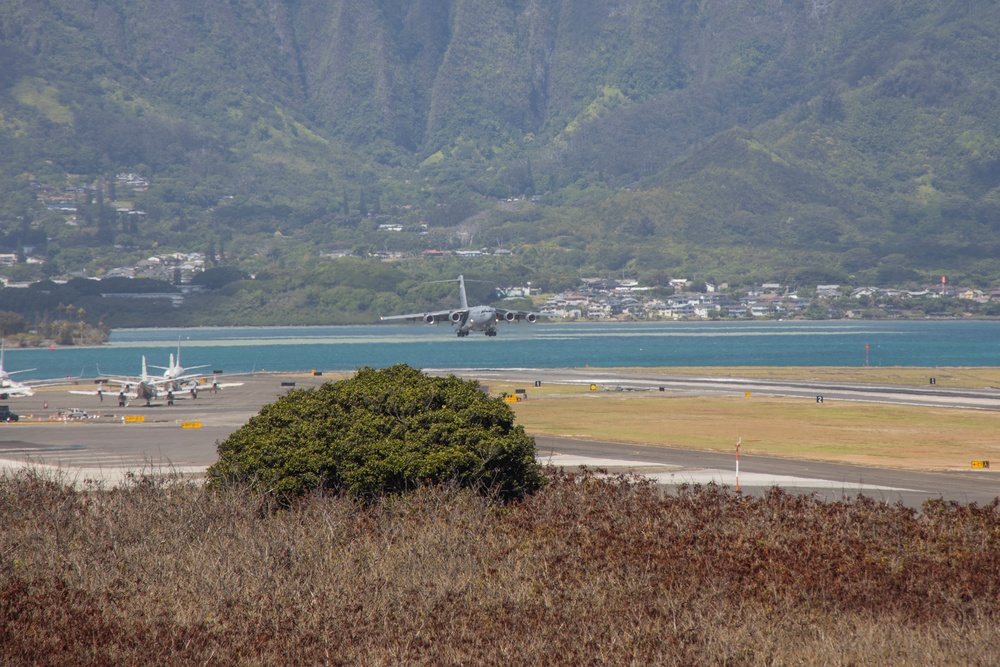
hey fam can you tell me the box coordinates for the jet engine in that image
[423,314,437,325]
[450,311,464,323]
[504,311,517,322]
[525,313,537,323]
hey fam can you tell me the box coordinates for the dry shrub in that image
[1,467,998,665]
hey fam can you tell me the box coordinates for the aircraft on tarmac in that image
[145,342,245,396]
[71,347,244,407]
[381,275,539,337]
[0,341,36,398]
[0,339,76,399]
[148,340,211,391]
[71,355,161,406]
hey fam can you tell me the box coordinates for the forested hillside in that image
[1,0,999,323]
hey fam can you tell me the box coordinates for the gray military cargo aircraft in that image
[381,275,538,337]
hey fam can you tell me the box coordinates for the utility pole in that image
[735,436,741,493]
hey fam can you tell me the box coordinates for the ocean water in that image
[5,320,999,381]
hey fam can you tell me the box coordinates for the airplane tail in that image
[142,355,149,380]
[0,339,35,378]
[458,275,469,310]
[427,275,471,309]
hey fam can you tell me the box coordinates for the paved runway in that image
[441,367,1000,411]
[534,437,998,508]
[0,369,996,507]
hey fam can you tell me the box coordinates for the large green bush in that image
[208,365,543,500]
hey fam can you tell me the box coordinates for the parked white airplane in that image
[71,356,161,406]
[149,340,211,391]
[381,275,539,337]
[72,345,245,406]
[0,339,76,399]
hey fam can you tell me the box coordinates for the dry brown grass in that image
[2,468,999,665]
[510,393,1000,470]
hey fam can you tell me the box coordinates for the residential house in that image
[815,285,842,298]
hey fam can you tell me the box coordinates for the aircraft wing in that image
[157,372,207,387]
[4,369,88,392]
[93,376,141,388]
[207,381,245,389]
[194,371,252,388]
[69,388,137,399]
[381,309,467,325]
[494,308,540,323]
[25,378,80,389]
[150,363,211,374]
[179,375,247,390]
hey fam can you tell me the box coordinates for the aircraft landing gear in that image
[456,330,470,337]
[485,330,497,337]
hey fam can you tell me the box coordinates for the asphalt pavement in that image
[0,369,996,507]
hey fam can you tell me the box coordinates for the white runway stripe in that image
[0,454,194,467]
[542,454,921,493]
[0,458,207,485]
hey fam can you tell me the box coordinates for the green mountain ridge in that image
[2,0,1000,305]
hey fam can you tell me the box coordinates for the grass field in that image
[492,383,1000,470]
[282,366,1000,471]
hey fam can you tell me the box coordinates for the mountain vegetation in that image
[2,1,1000,323]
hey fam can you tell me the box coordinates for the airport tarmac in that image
[441,367,1000,411]
[0,369,997,507]
[0,373,330,479]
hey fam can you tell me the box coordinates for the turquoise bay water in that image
[5,320,1000,381]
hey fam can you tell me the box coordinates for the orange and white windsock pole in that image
[735,436,741,492]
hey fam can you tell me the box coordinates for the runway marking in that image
[0,458,208,485]
[543,454,921,493]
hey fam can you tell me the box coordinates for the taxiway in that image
[0,370,995,507]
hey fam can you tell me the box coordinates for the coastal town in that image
[2,251,998,321]
[5,173,1000,322]
[531,278,1000,321]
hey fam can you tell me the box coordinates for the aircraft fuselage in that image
[457,305,500,336]
[135,381,156,406]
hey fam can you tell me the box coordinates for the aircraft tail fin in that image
[458,275,469,310]
[142,355,149,380]
[0,340,35,377]
[426,275,471,310]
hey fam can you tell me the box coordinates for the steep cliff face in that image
[0,0,870,154]
[0,0,969,157]
[2,0,1000,278]
[289,0,451,149]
